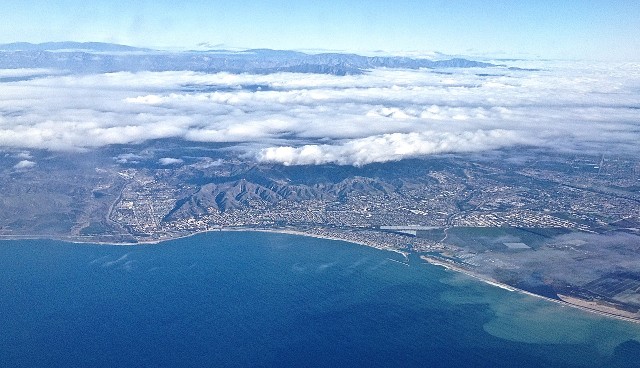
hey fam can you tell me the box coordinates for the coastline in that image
[1,228,638,324]
[0,227,410,257]
[230,227,410,259]
[420,255,640,325]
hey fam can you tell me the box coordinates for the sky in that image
[2,0,640,60]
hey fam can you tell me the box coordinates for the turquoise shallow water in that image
[1,231,639,367]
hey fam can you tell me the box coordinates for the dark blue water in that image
[1,232,639,367]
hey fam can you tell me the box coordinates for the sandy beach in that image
[420,255,640,325]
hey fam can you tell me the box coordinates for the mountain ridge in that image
[0,41,497,75]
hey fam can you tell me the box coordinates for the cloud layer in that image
[1,61,639,165]
[258,130,532,166]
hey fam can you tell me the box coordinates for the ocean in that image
[1,231,639,367]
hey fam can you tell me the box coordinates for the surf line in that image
[387,258,410,267]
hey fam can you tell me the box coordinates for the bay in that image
[1,231,639,367]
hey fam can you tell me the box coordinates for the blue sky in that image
[3,0,640,60]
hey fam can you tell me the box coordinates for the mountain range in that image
[0,42,496,75]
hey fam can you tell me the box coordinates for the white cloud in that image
[158,157,184,165]
[115,153,144,164]
[0,62,639,165]
[258,130,533,166]
[15,151,32,159]
[14,160,36,169]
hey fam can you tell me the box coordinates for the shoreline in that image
[0,227,411,258]
[420,255,640,325]
[231,227,410,259]
[1,228,638,324]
